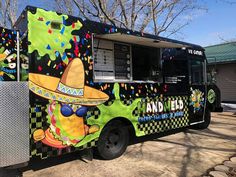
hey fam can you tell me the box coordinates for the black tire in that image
[96,120,129,160]
[192,110,211,129]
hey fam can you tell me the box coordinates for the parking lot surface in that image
[1,112,236,177]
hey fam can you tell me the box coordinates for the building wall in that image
[213,63,236,102]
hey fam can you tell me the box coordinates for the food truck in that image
[0,6,222,168]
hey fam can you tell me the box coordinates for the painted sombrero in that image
[29,58,109,106]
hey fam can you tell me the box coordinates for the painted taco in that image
[30,58,109,147]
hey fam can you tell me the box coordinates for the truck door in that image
[162,48,189,95]
[188,58,206,124]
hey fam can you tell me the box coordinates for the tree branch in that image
[151,0,157,35]
[72,0,90,20]
[118,0,129,27]
[3,0,11,26]
[158,4,189,35]
[130,0,136,30]
[98,0,116,26]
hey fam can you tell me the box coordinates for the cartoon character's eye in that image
[60,104,88,117]
[60,104,74,117]
[9,63,16,69]
[75,107,88,117]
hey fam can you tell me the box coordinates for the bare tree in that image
[217,34,236,44]
[54,0,206,37]
[54,0,74,15]
[0,0,18,28]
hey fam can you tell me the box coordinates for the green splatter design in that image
[28,8,82,64]
[0,46,5,54]
[45,83,145,148]
[76,83,145,147]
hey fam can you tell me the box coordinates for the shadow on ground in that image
[0,128,185,177]
[1,112,236,177]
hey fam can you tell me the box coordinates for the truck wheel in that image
[96,120,129,160]
[193,110,211,129]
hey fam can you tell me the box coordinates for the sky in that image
[16,0,236,47]
[181,1,236,47]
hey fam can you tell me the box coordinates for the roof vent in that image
[51,21,61,30]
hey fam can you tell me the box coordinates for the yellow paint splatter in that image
[88,56,91,62]
[47,60,51,66]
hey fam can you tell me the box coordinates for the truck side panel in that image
[27,7,203,160]
[27,7,102,159]
[0,27,29,167]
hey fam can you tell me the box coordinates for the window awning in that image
[94,33,191,48]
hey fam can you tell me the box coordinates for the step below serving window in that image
[93,38,162,82]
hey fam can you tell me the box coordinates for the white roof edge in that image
[94,33,191,49]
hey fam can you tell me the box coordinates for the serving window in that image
[93,38,162,82]
[132,45,162,82]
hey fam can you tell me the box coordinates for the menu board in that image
[93,39,115,80]
[114,43,131,80]
[93,39,131,81]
